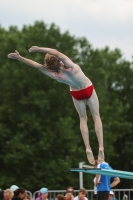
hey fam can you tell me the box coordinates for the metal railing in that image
[32,189,133,200]
[26,190,33,198]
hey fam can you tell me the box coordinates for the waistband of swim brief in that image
[70,82,92,91]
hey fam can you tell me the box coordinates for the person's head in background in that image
[55,194,64,200]
[14,188,26,200]
[65,192,73,200]
[39,188,48,200]
[4,189,14,200]
[65,186,75,200]
[23,192,32,200]
[66,187,74,194]
[108,191,115,200]
[78,188,87,200]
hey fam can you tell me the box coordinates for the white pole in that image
[79,162,85,188]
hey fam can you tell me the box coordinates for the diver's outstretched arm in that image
[8,50,44,70]
[7,50,55,78]
[29,46,75,68]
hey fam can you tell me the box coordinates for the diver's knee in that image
[79,115,88,122]
[92,113,101,122]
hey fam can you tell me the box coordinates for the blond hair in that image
[4,189,14,199]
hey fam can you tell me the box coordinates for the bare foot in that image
[98,149,104,163]
[86,150,95,165]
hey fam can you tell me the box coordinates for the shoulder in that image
[98,162,111,169]
[68,63,82,74]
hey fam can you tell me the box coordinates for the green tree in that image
[0,21,133,191]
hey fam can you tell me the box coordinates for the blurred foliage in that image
[0,21,133,191]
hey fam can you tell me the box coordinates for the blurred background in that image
[0,0,133,193]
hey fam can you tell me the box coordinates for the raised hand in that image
[28,46,40,53]
[8,50,20,59]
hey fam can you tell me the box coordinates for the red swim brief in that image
[70,84,94,100]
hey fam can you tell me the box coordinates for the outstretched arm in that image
[8,50,44,69]
[29,46,75,68]
[7,50,55,78]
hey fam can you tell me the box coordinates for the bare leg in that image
[72,97,95,165]
[87,89,104,163]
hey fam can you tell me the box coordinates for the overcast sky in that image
[1,0,133,61]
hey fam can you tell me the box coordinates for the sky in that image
[1,0,133,61]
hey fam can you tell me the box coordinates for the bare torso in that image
[44,64,92,91]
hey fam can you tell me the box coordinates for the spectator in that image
[0,189,14,200]
[55,195,64,200]
[65,186,75,199]
[108,191,115,200]
[36,188,48,200]
[74,188,88,200]
[94,157,120,200]
[10,185,19,192]
[65,192,74,200]
[66,187,74,194]
[23,193,32,200]
[12,188,26,200]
